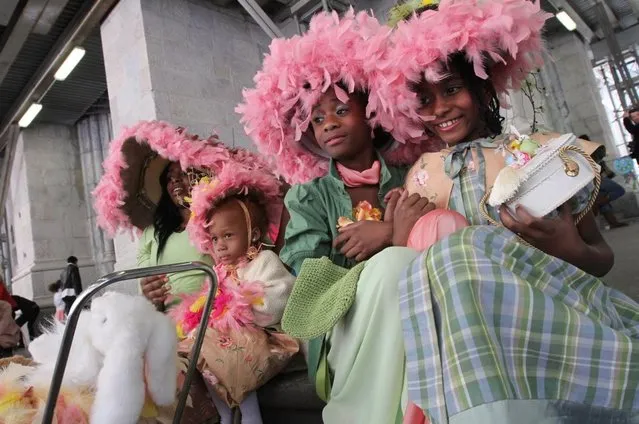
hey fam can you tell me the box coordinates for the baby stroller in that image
[41,261,218,424]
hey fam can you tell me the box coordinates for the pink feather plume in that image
[236,9,431,184]
[92,121,279,237]
[186,164,283,256]
[379,0,551,142]
[169,266,266,336]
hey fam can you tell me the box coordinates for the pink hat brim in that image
[93,120,235,236]
[379,0,551,142]
[236,9,433,184]
[186,165,284,255]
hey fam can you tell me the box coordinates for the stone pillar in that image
[76,113,116,278]
[100,0,270,276]
[546,32,616,151]
[537,50,572,134]
[4,125,96,305]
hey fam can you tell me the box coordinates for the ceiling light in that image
[18,103,43,128]
[556,11,577,31]
[53,47,86,81]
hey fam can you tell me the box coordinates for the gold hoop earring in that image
[246,245,259,260]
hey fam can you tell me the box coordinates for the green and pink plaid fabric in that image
[399,144,639,423]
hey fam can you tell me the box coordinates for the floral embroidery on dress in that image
[413,170,429,186]
[218,336,233,349]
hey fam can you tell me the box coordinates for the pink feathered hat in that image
[186,165,283,256]
[380,0,551,140]
[93,120,269,236]
[236,8,429,185]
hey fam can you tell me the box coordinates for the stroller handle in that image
[42,261,218,424]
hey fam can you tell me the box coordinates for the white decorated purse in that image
[480,131,601,225]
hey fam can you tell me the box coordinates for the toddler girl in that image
[48,280,65,322]
[172,165,298,424]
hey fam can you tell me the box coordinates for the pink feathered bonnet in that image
[186,165,283,256]
[380,0,551,140]
[236,8,429,185]
[93,120,270,236]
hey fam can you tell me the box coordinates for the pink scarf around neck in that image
[336,161,381,187]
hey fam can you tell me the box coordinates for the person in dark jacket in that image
[60,256,83,314]
[623,107,639,163]
[0,278,40,340]
[580,135,628,229]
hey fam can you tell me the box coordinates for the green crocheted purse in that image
[282,257,366,340]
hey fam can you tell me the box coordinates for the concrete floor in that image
[601,218,639,301]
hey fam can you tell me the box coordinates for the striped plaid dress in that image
[399,141,639,423]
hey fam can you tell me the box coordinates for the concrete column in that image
[4,125,96,305]
[100,0,270,278]
[538,50,572,134]
[547,32,616,151]
[76,113,116,278]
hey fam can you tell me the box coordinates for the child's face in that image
[415,74,482,146]
[310,88,372,162]
[208,201,250,265]
[631,111,639,123]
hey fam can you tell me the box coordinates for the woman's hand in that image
[499,203,613,276]
[333,221,393,262]
[391,191,435,246]
[140,274,170,306]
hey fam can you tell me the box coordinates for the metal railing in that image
[42,261,218,424]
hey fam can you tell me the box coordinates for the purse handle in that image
[479,144,602,230]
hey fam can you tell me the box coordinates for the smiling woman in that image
[137,160,215,311]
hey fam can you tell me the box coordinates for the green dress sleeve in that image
[280,183,332,275]
[136,226,154,268]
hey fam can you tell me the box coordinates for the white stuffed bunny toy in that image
[0,292,178,424]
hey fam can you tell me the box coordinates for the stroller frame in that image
[42,261,218,424]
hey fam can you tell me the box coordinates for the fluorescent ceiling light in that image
[53,47,86,81]
[18,103,43,128]
[556,11,577,31]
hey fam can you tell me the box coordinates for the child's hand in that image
[499,203,583,262]
[391,191,435,246]
[333,221,393,262]
[383,188,404,223]
[140,274,170,306]
[384,187,405,206]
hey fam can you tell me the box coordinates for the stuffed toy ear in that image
[144,311,178,406]
[91,331,146,424]
[89,293,149,424]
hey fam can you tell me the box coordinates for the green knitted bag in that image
[282,257,366,340]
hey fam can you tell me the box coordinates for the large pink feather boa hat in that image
[93,120,272,236]
[380,0,551,140]
[236,8,429,185]
[186,164,283,256]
